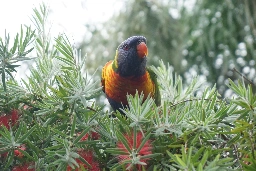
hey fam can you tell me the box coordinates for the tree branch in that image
[232,68,255,86]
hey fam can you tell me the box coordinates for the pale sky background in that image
[0,0,121,43]
[0,0,122,81]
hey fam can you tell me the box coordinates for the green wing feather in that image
[147,66,161,106]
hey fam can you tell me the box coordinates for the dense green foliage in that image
[0,2,255,171]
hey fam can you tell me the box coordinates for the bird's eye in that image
[123,44,129,50]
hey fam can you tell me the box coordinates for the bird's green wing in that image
[147,66,161,106]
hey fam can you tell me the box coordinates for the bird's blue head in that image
[114,36,148,77]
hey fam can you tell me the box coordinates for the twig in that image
[232,68,255,86]
[86,106,97,112]
[232,143,243,168]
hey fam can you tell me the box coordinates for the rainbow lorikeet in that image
[101,36,161,114]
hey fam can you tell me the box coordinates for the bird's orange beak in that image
[137,42,148,58]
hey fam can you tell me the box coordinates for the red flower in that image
[2,144,26,158]
[80,133,89,141]
[78,131,100,141]
[14,144,26,157]
[0,109,19,130]
[117,131,152,171]
[10,109,19,123]
[66,150,100,171]
[91,131,100,140]
[12,162,35,171]
[0,114,9,129]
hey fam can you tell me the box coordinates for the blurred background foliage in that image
[80,0,256,98]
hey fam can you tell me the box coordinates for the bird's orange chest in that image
[103,61,155,105]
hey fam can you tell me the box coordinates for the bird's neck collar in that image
[112,50,118,72]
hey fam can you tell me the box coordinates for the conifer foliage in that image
[0,3,255,171]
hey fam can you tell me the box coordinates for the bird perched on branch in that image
[101,36,160,115]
